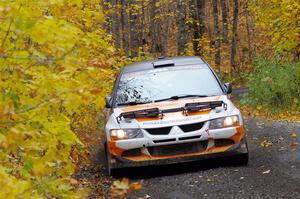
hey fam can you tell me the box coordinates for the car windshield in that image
[115,65,223,106]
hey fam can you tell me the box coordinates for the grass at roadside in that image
[236,58,300,121]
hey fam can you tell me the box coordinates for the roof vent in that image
[153,60,175,68]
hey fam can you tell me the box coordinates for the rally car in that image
[104,56,249,175]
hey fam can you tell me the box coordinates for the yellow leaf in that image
[128,182,142,192]
[32,161,45,176]
[291,133,298,139]
[261,140,272,147]
[109,178,142,198]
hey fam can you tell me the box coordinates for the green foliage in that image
[244,58,300,111]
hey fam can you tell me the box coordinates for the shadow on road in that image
[114,156,243,179]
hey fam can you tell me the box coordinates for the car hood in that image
[108,95,239,129]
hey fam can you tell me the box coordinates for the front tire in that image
[235,137,249,165]
[105,142,118,176]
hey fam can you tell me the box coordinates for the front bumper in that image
[107,125,247,169]
[109,138,248,169]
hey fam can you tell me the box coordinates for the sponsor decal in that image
[142,116,203,125]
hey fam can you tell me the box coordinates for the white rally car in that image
[104,56,249,175]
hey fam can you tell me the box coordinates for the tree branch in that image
[0,4,22,49]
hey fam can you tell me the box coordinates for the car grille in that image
[145,122,205,135]
[179,122,204,132]
[148,141,207,156]
[145,127,172,135]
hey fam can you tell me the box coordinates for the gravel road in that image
[124,118,300,199]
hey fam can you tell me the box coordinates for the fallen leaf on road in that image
[261,140,272,147]
[278,136,284,141]
[129,182,142,192]
[138,194,151,199]
[262,170,271,174]
[290,142,299,147]
[278,147,286,151]
[291,133,298,139]
[290,142,299,151]
[109,178,142,198]
[256,121,265,128]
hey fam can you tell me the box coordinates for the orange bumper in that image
[107,125,247,165]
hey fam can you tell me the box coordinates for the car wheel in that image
[104,142,118,176]
[235,137,249,165]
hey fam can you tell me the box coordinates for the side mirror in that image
[224,83,232,94]
[105,96,112,108]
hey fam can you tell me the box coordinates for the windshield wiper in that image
[117,101,152,106]
[155,94,210,103]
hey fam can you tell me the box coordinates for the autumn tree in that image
[0,0,118,197]
[249,0,300,60]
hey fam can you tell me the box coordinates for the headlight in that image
[209,115,240,129]
[110,129,144,140]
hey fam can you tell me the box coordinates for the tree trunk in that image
[231,0,239,69]
[220,0,228,43]
[177,0,187,55]
[161,12,170,56]
[129,0,140,57]
[101,0,111,32]
[121,0,130,57]
[150,0,162,54]
[245,2,252,63]
[140,1,148,53]
[191,0,205,55]
[111,0,121,49]
[212,0,221,70]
